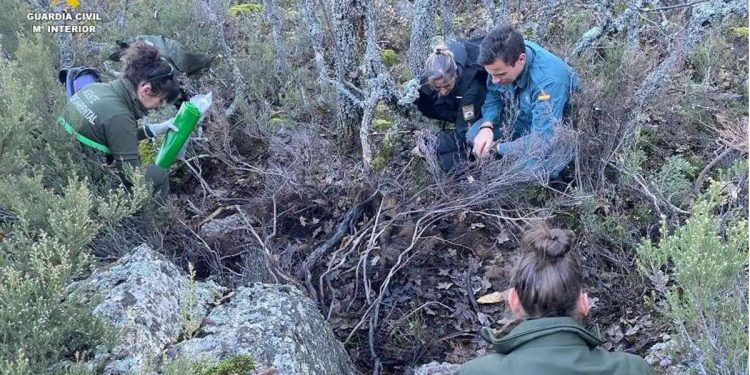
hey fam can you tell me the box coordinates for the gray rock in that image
[645,339,689,375]
[68,244,224,374]
[68,244,354,375]
[412,361,460,375]
[170,283,355,375]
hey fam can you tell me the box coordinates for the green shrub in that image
[163,354,255,375]
[229,3,263,17]
[380,49,398,67]
[0,34,148,374]
[637,181,748,374]
[120,0,214,52]
[649,155,697,208]
[206,354,255,375]
[179,263,202,339]
[0,0,31,57]
[0,176,114,373]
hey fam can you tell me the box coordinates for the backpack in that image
[58,66,101,98]
[107,35,213,76]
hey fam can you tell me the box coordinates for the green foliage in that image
[0,352,30,375]
[119,0,214,52]
[729,26,749,38]
[380,49,398,67]
[163,354,255,375]
[0,0,30,57]
[390,308,428,348]
[637,181,748,374]
[180,262,202,339]
[373,118,393,131]
[547,10,593,51]
[576,192,629,247]
[0,34,69,177]
[205,355,256,375]
[649,155,697,208]
[592,40,629,96]
[139,140,158,165]
[229,3,263,17]
[0,34,147,373]
[163,356,208,375]
[0,176,114,373]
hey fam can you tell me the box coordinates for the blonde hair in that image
[424,44,458,91]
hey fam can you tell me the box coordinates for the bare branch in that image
[196,0,248,118]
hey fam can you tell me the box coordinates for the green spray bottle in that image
[155,93,211,169]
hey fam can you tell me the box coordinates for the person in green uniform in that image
[458,223,654,375]
[61,41,181,201]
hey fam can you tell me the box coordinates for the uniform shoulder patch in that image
[462,104,475,121]
[537,90,551,102]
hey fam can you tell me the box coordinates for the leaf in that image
[470,222,486,230]
[477,291,507,304]
[495,232,509,244]
[437,282,453,290]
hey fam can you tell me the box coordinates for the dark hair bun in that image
[522,222,573,259]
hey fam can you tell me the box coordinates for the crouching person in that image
[61,41,181,201]
[458,223,653,375]
[413,39,487,172]
[469,25,578,177]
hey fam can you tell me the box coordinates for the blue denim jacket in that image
[478,41,579,158]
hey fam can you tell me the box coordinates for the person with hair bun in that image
[458,223,653,375]
[413,38,487,172]
[61,41,182,201]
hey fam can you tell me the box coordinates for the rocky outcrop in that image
[169,284,354,374]
[412,361,460,375]
[67,244,355,375]
[68,244,224,374]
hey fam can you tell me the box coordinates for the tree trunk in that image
[327,0,364,137]
[440,0,456,42]
[407,0,438,78]
[262,0,289,73]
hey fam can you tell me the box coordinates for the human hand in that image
[472,124,495,158]
[146,117,178,137]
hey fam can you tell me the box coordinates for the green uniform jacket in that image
[458,317,654,375]
[63,78,149,168]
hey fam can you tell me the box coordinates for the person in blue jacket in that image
[468,25,578,176]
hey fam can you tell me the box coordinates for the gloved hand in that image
[145,117,178,138]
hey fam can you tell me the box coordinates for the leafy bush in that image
[205,355,256,375]
[0,34,149,374]
[163,354,255,375]
[637,180,748,374]
[649,155,697,208]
